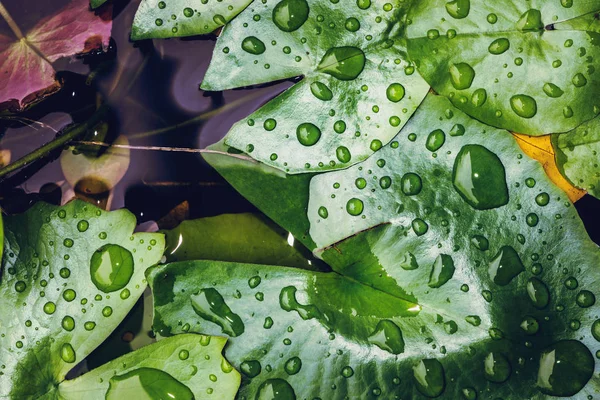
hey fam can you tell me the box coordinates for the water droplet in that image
[345,17,360,32]
[489,38,510,55]
[158,1,166,8]
[400,252,419,270]
[520,316,539,334]
[183,7,194,17]
[412,219,429,236]
[120,289,130,299]
[428,254,455,288]
[272,0,309,32]
[510,95,537,118]
[444,320,458,334]
[573,73,587,87]
[60,343,76,363]
[310,82,333,101]
[537,340,594,396]
[77,220,89,232]
[14,281,26,293]
[453,145,509,210]
[386,83,405,102]
[191,288,244,337]
[535,192,550,206]
[284,357,302,375]
[379,176,392,189]
[471,89,487,107]
[62,316,75,331]
[591,320,600,341]
[242,36,266,55]
[445,0,470,19]
[264,316,274,329]
[543,83,564,98]
[63,289,76,302]
[155,18,163,26]
[488,246,524,286]
[413,359,445,398]
[341,366,354,378]
[336,146,351,163]
[355,177,367,189]
[449,63,475,90]
[318,47,365,81]
[105,368,194,400]
[471,235,489,251]
[462,387,477,400]
[368,320,405,354]
[60,268,71,278]
[484,352,511,383]
[449,124,465,137]
[296,123,321,146]
[576,290,595,308]
[264,118,277,131]
[256,379,296,399]
[280,286,323,322]
[517,9,543,32]
[213,14,226,25]
[346,198,364,216]
[426,129,446,152]
[178,350,189,360]
[90,244,134,293]
[248,276,262,288]
[102,306,113,317]
[401,173,422,196]
[43,302,56,315]
[465,315,481,326]
[240,360,262,378]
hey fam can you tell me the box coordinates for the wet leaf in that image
[0,200,164,398]
[200,0,429,173]
[131,0,253,40]
[162,213,320,270]
[552,115,600,199]
[59,334,240,399]
[0,0,112,111]
[406,1,600,135]
[171,95,600,399]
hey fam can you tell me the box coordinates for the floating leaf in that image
[0,0,112,111]
[553,115,600,199]
[0,200,164,398]
[163,213,320,270]
[200,0,429,173]
[406,1,600,135]
[59,334,240,399]
[187,95,600,398]
[90,0,109,9]
[131,0,253,40]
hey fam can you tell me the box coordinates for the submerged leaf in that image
[131,0,253,40]
[59,334,240,399]
[184,95,600,398]
[201,0,429,173]
[552,115,600,199]
[406,0,600,135]
[0,200,164,398]
[0,0,112,111]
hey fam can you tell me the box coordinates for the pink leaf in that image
[0,0,112,112]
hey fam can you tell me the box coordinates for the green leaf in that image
[163,213,321,270]
[201,0,430,173]
[90,0,108,9]
[58,334,240,399]
[154,95,600,399]
[202,141,317,251]
[0,200,164,398]
[406,0,600,135]
[552,115,600,198]
[131,0,253,40]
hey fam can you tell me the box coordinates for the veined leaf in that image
[131,0,253,40]
[406,0,600,135]
[169,95,600,399]
[201,0,430,173]
[163,213,321,270]
[0,200,164,398]
[552,115,600,199]
[59,334,241,399]
[0,0,112,112]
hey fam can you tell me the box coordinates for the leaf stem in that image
[0,1,24,40]
[0,106,108,180]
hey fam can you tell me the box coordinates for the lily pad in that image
[131,0,253,40]
[0,0,112,112]
[201,0,429,173]
[183,95,600,399]
[0,200,164,398]
[553,115,600,198]
[406,0,600,135]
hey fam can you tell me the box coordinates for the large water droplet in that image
[368,320,405,354]
[401,173,422,196]
[60,343,76,363]
[488,246,524,286]
[400,252,419,270]
[488,38,510,55]
[310,81,333,101]
[445,0,470,19]
[255,378,296,400]
[296,123,321,146]
[543,83,564,98]
[346,198,364,216]
[240,360,262,378]
[428,254,455,288]
[280,286,322,320]
[105,367,194,400]
[520,316,539,334]
[242,36,266,55]
[318,47,366,81]
[484,352,511,383]
[284,357,302,375]
[537,340,594,397]
[517,9,543,32]
[90,244,134,293]
[413,359,445,398]
[452,145,509,210]
[449,63,475,90]
[527,278,550,309]
[510,95,537,118]
[272,0,309,32]
[426,129,446,152]
[191,288,245,337]
[386,83,405,102]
